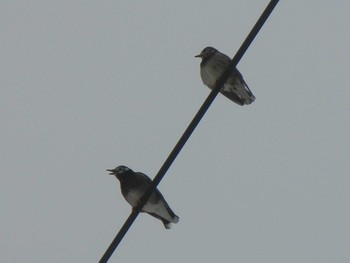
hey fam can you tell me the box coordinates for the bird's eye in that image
[117,166,129,173]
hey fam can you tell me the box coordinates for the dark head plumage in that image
[107,165,132,181]
[195,46,218,60]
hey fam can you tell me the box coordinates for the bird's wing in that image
[135,172,153,184]
[222,68,255,105]
[232,68,254,96]
[135,172,164,203]
[136,173,178,220]
[208,54,246,105]
[220,88,245,106]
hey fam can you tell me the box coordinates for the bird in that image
[107,165,179,229]
[195,46,255,106]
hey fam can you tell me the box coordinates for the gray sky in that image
[1,1,350,262]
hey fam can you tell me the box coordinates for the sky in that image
[1,1,350,262]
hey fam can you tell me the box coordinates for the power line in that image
[99,1,279,262]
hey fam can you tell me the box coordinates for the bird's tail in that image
[162,215,179,229]
[172,215,179,224]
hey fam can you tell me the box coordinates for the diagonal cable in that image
[99,1,279,262]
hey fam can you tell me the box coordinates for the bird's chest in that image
[200,60,225,87]
[122,187,159,208]
[123,189,144,207]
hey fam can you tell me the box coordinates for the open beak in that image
[106,169,116,175]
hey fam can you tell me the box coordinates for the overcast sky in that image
[2,1,350,262]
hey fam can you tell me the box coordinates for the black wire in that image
[99,1,279,262]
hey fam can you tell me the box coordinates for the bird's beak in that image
[195,53,202,58]
[106,169,116,175]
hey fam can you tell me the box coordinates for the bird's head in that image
[195,46,218,60]
[107,165,131,177]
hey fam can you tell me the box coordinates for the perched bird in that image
[107,165,179,229]
[195,46,255,106]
